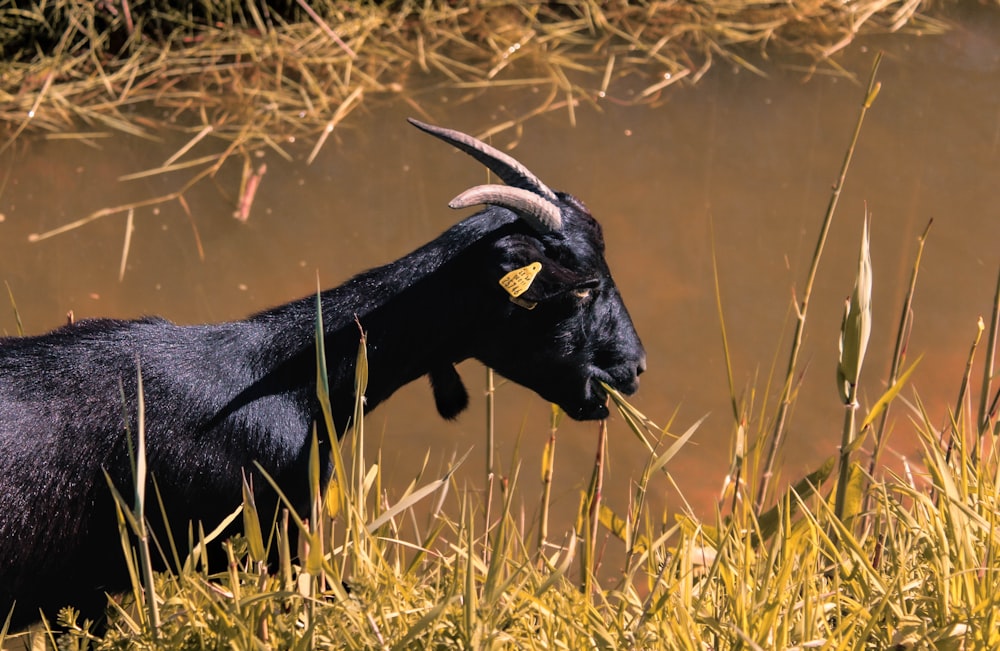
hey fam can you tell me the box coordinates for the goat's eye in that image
[571,287,592,300]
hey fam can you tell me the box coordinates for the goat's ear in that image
[429,364,469,420]
[495,236,592,304]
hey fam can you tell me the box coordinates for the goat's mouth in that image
[592,366,640,397]
[561,369,638,421]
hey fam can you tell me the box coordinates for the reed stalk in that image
[869,219,932,474]
[132,366,161,639]
[834,214,872,521]
[537,406,560,557]
[978,267,1000,436]
[756,52,883,514]
[483,366,496,563]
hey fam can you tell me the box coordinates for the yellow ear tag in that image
[499,262,542,298]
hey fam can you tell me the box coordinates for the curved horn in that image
[408,118,559,203]
[449,184,562,232]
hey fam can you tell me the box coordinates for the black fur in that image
[0,122,645,630]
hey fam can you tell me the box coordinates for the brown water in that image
[1,10,998,535]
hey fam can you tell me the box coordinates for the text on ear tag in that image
[499,262,542,298]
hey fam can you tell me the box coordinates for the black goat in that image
[0,119,645,630]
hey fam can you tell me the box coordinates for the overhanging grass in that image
[1,0,955,150]
[0,0,966,252]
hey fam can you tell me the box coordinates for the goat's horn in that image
[408,118,559,204]
[449,184,562,232]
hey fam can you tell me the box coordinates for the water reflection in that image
[1,15,998,535]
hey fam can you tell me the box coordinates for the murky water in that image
[1,9,998,536]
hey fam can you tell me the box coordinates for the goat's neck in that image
[252,216,507,431]
[332,257,483,412]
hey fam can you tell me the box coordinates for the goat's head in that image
[411,119,646,421]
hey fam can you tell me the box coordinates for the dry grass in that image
[1,0,952,151]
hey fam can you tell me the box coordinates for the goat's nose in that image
[636,354,647,376]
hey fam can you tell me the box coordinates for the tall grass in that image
[8,289,999,648]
